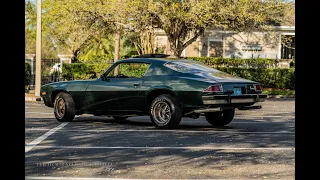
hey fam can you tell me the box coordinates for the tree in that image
[43,0,137,63]
[25,1,36,54]
[126,28,156,55]
[42,0,97,60]
[25,0,58,58]
[77,33,138,63]
[129,0,293,58]
[39,0,293,60]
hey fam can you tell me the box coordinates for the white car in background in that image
[50,63,62,74]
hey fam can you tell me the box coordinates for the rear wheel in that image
[53,92,75,122]
[204,109,235,126]
[150,94,182,129]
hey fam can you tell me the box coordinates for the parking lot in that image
[25,99,295,179]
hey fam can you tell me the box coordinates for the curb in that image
[25,96,42,102]
[266,95,295,99]
[25,93,42,102]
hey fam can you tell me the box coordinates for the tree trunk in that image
[114,32,121,75]
[173,49,182,58]
[114,32,121,62]
[167,28,204,59]
[169,40,183,58]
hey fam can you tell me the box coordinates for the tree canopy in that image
[25,0,294,60]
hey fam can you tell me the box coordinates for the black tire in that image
[53,92,75,122]
[150,94,182,129]
[112,116,128,121]
[204,109,235,126]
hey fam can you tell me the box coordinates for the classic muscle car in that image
[39,57,267,128]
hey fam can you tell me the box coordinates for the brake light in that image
[255,84,262,91]
[204,84,223,92]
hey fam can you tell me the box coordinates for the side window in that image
[105,63,150,78]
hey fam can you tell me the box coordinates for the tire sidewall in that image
[150,95,181,128]
[53,92,75,122]
[205,109,235,126]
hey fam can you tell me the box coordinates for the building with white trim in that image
[155,26,295,59]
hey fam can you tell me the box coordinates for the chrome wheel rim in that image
[55,97,66,119]
[152,101,171,125]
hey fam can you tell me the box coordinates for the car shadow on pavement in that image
[71,115,239,131]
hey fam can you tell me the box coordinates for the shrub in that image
[187,57,278,68]
[61,63,112,80]
[217,67,295,89]
[25,63,31,85]
[61,62,295,89]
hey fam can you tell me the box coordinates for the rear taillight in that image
[203,84,223,92]
[255,84,262,91]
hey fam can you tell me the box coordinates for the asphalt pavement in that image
[25,99,295,179]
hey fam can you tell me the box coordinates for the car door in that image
[85,62,150,113]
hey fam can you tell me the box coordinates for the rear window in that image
[164,61,236,79]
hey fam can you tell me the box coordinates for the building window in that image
[281,35,295,59]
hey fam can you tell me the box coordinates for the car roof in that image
[116,58,197,64]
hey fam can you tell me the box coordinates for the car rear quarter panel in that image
[142,75,212,108]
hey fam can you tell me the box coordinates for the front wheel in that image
[150,94,182,129]
[53,92,75,122]
[204,109,235,126]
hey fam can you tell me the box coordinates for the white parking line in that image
[25,123,69,153]
[25,128,294,134]
[28,145,294,151]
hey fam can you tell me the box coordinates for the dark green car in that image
[40,58,267,128]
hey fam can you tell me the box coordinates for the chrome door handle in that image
[133,83,140,86]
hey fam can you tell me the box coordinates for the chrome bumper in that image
[202,94,267,105]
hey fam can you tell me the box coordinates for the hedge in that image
[61,63,112,80]
[25,63,31,86]
[61,63,294,89]
[188,57,278,68]
[217,67,295,89]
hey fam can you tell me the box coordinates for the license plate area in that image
[233,87,242,95]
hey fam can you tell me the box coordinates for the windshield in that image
[164,61,236,79]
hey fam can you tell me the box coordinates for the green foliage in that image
[263,89,295,96]
[25,63,31,85]
[36,0,293,60]
[188,57,278,68]
[129,0,292,57]
[216,67,295,89]
[25,1,36,54]
[290,58,295,68]
[118,63,150,78]
[61,62,294,89]
[92,63,113,77]
[76,35,138,63]
[61,63,112,80]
